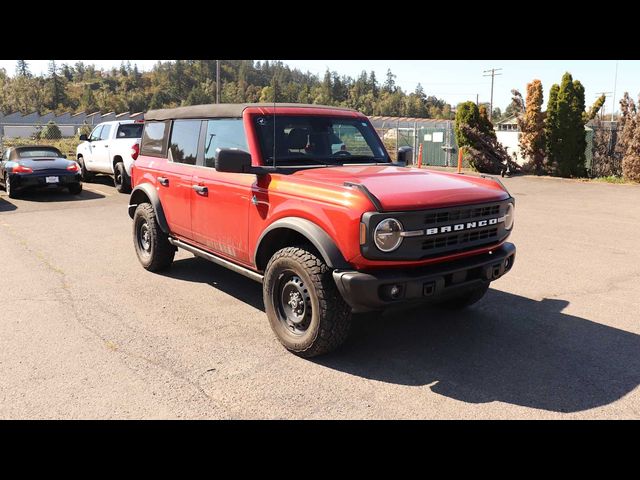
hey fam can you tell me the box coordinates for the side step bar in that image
[168,237,264,284]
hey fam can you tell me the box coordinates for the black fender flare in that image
[128,183,169,234]
[254,217,350,270]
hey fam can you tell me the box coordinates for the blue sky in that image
[1,60,636,115]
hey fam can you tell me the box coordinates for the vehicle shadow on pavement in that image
[14,189,105,202]
[83,175,116,188]
[156,258,640,413]
[0,196,18,211]
[162,256,264,311]
[315,289,640,413]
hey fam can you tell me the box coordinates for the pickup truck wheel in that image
[114,162,131,194]
[133,203,175,272]
[435,282,489,309]
[78,157,94,182]
[263,246,352,358]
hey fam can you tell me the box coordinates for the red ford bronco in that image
[128,103,515,357]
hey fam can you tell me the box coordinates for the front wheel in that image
[78,156,94,182]
[132,203,175,271]
[114,162,131,194]
[263,246,352,358]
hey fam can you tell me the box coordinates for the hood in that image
[292,165,509,211]
[17,157,75,171]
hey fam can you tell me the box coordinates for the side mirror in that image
[397,146,413,165]
[215,148,252,173]
[79,134,88,141]
[62,154,67,158]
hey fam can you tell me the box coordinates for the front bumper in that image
[11,173,81,191]
[333,242,516,312]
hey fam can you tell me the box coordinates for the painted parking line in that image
[83,186,114,196]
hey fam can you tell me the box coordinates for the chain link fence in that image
[371,117,467,167]
[588,122,622,177]
[0,122,90,158]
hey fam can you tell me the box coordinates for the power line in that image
[483,68,502,120]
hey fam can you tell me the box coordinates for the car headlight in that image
[504,202,515,230]
[374,218,403,252]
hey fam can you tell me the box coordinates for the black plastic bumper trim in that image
[333,242,516,312]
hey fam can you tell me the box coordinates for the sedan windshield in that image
[254,115,390,167]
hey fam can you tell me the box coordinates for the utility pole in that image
[216,60,220,104]
[476,93,479,106]
[611,60,619,122]
[483,68,502,120]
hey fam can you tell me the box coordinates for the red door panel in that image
[190,169,253,265]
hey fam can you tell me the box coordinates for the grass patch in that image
[590,176,638,185]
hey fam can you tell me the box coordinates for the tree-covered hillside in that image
[0,60,453,118]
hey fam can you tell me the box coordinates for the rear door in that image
[159,119,202,239]
[190,118,252,264]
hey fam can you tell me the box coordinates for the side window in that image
[169,120,201,165]
[140,121,170,157]
[99,124,112,140]
[89,125,103,142]
[203,119,248,168]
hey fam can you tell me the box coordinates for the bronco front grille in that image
[424,205,500,225]
[361,199,512,261]
[422,227,498,251]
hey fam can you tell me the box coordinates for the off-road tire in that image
[68,183,82,195]
[77,156,94,182]
[263,246,352,357]
[435,282,489,309]
[133,202,175,272]
[114,162,131,194]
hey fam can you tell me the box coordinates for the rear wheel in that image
[133,202,175,271]
[4,174,17,199]
[114,162,131,194]
[68,183,82,195]
[263,246,352,357]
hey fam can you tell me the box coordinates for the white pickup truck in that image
[76,120,142,193]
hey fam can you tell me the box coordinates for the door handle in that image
[157,176,169,186]
[192,184,208,195]
[104,144,108,147]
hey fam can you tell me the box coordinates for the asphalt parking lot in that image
[1,173,639,419]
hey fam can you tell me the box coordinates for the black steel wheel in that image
[263,246,352,357]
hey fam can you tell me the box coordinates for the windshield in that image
[17,148,62,158]
[254,115,390,166]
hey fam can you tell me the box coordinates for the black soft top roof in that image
[8,145,63,160]
[144,103,357,121]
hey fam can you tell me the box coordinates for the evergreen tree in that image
[16,60,30,77]
[46,60,65,111]
[545,83,560,172]
[454,101,481,147]
[383,69,396,93]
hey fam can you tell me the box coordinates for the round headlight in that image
[504,203,515,230]
[374,218,403,252]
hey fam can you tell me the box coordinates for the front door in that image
[85,125,103,170]
[93,123,113,172]
[190,118,252,265]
